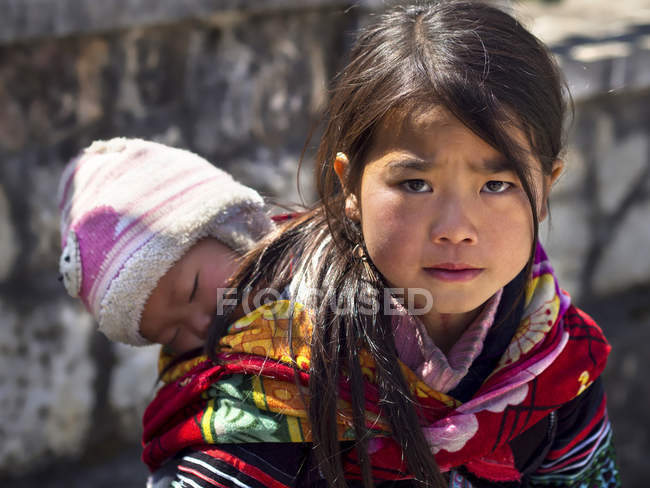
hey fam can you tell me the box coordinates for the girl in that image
[143,1,619,487]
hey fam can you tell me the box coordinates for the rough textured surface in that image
[0,0,373,44]
[0,3,361,482]
[0,301,95,475]
[0,0,648,486]
[541,89,650,299]
[0,185,18,281]
[584,285,650,488]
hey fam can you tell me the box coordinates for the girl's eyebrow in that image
[189,272,199,303]
[385,157,431,172]
[385,155,512,174]
[474,156,512,174]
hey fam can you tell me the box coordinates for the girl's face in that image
[139,238,239,354]
[342,107,560,323]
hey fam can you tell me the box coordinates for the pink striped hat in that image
[57,138,274,346]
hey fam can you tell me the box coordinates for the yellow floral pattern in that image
[497,273,560,368]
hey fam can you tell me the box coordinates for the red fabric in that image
[271,212,301,223]
[197,447,294,488]
[545,395,606,461]
[143,354,312,470]
[142,305,610,483]
[177,465,231,488]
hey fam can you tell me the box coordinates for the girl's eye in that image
[401,179,432,193]
[483,180,512,193]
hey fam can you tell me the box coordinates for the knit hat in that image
[57,138,275,346]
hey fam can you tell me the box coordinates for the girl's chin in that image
[420,297,489,317]
[383,283,492,316]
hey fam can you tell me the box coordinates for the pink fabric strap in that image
[392,289,503,393]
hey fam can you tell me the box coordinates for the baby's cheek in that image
[172,333,205,355]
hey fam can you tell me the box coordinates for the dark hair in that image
[207,2,568,487]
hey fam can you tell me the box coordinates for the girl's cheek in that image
[485,199,535,253]
[488,191,534,223]
[362,184,412,219]
[362,192,411,240]
[362,195,420,277]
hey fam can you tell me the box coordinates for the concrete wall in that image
[0,0,648,486]
[535,9,650,484]
[0,2,364,485]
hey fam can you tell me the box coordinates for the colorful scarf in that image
[142,244,610,482]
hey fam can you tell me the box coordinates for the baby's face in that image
[140,238,240,354]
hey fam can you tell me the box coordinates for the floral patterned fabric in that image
[143,244,614,486]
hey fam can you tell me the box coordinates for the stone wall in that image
[0,0,648,486]
[535,11,650,485]
[0,2,365,484]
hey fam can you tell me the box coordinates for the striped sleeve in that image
[164,443,310,488]
[528,378,620,487]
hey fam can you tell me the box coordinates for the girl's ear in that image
[540,159,565,222]
[334,152,350,187]
[549,159,564,186]
[334,152,361,222]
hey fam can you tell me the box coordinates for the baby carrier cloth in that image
[142,244,613,485]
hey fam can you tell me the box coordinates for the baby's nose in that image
[189,312,212,338]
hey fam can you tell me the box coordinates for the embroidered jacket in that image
[143,245,619,487]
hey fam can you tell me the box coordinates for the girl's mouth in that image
[423,264,483,282]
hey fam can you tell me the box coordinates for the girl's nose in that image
[430,195,478,245]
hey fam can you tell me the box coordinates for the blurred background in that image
[0,0,648,486]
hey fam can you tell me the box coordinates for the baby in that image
[57,138,274,353]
